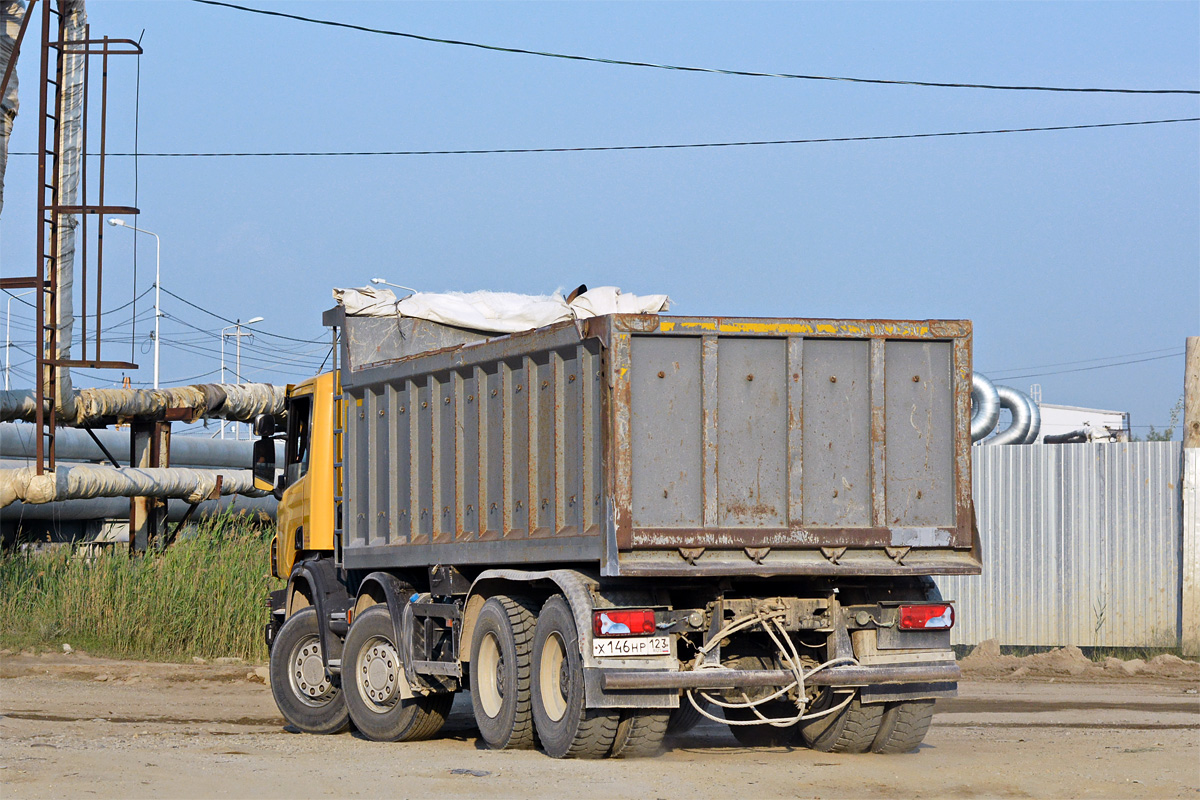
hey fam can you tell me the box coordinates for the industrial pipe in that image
[1,422,283,468]
[1022,393,1042,444]
[0,493,276,522]
[0,464,268,508]
[0,382,286,426]
[970,372,1001,442]
[988,385,1034,445]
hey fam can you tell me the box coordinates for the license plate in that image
[592,635,671,658]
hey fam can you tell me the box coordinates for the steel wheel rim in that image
[356,635,401,714]
[477,631,504,718]
[289,634,335,708]
[539,631,568,723]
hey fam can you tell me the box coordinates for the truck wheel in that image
[666,695,709,735]
[799,690,884,753]
[269,606,350,735]
[531,595,621,759]
[610,710,670,758]
[724,702,799,747]
[343,604,453,742]
[871,699,935,753]
[469,595,538,750]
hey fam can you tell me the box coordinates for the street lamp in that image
[370,277,418,295]
[5,289,35,391]
[107,218,162,389]
[220,316,264,439]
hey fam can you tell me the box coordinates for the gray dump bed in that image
[325,310,981,578]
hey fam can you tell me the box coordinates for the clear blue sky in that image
[2,1,1197,435]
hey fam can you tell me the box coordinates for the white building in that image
[1035,403,1130,443]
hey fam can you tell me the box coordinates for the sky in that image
[1,1,1197,437]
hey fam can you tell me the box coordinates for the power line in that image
[161,312,329,356]
[987,345,1183,375]
[159,287,327,343]
[190,0,1200,95]
[9,118,1199,159]
[991,351,1184,380]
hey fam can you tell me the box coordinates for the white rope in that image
[680,607,862,729]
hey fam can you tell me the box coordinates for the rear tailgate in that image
[597,315,980,577]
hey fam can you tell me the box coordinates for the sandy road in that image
[1,652,1197,799]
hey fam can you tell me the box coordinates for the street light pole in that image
[221,316,264,439]
[107,219,162,389]
[370,277,418,295]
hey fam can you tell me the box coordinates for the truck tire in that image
[799,690,884,753]
[469,595,539,750]
[531,595,621,759]
[723,701,799,747]
[666,695,709,735]
[871,699,935,754]
[269,607,351,735]
[343,604,453,742]
[610,710,670,758]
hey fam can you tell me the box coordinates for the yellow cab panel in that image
[275,372,337,579]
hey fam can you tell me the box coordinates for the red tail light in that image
[898,604,955,630]
[593,609,656,637]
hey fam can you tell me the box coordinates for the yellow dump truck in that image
[253,305,979,758]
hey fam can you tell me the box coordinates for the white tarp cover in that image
[0,465,267,508]
[333,285,671,334]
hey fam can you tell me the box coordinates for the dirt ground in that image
[1,649,1197,799]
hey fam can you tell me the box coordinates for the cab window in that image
[285,395,313,486]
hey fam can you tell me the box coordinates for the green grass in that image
[0,512,281,663]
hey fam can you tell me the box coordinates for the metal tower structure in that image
[0,0,142,474]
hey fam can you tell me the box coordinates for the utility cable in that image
[987,345,1183,374]
[189,0,1200,95]
[159,286,327,344]
[11,118,1199,158]
[991,351,1184,380]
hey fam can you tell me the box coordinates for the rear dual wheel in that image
[799,690,884,753]
[798,690,935,754]
[871,699,936,753]
[610,710,670,758]
[530,595,622,758]
[470,595,539,750]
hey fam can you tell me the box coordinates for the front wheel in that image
[342,604,453,742]
[268,607,350,735]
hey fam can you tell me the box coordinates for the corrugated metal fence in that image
[937,441,1183,647]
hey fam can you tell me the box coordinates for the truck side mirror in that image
[253,413,276,437]
[252,437,276,492]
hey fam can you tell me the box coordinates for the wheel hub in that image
[359,638,400,710]
[290,637,335,706]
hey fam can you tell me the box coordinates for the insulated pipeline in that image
[989,385,1034,445]
[970,373,1001,442]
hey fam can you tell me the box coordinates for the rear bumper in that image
[600,661,960,691]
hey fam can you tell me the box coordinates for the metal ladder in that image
[331,326,345,567]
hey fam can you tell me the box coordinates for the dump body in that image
[327,311,980,578]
